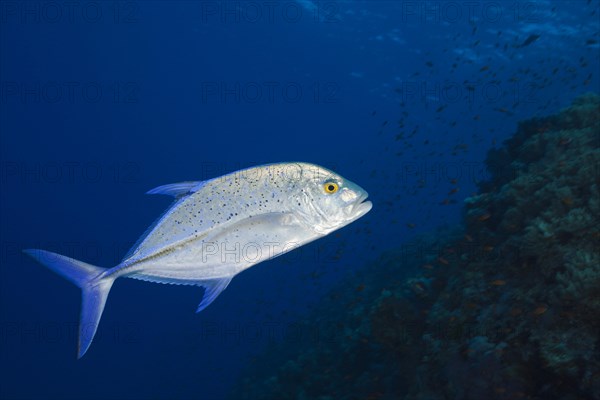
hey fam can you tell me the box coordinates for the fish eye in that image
[323,181,339,194]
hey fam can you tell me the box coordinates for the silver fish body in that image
[24,162,372,357]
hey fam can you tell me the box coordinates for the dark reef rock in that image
[231,93,600,400]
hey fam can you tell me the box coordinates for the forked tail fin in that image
[23,249,115,358]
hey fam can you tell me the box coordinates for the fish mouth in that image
[346,193,372,219]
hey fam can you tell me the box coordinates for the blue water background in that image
[1,1,599,399]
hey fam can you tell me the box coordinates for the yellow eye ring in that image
[323,181,339,194]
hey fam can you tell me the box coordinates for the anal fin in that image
[197,277,232,313]
[126,273,232,312]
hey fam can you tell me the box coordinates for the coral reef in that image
[230,93,600,400]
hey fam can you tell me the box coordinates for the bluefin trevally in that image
[24,162,372,358]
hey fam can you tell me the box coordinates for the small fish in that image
[24,163,372,357]
[478,213,491,221]
[558,137,572,146]
[490,279,506,286]
[494,107,513,115]
[561,197,573,206]
[533,305,548,315]
[519,34,540,47]
[412,281,426,294]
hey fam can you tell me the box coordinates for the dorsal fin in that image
[121,197,183,262]
[146,181,205,198]
[123,180,210,262]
